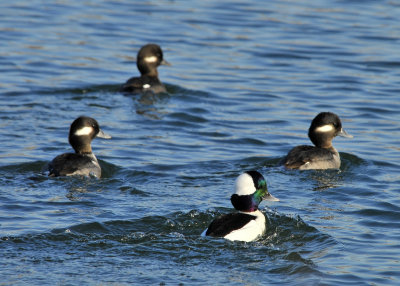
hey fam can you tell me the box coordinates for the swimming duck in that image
[46,116,111,178]
[282,112,352,170]
[202,171,279,242]
[120,43,170,94]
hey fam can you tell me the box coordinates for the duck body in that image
[121,75,166,94]
[284,145,340,170]
[203,210,266,242]
[48,152,101,177]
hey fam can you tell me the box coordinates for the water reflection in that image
[132,89,171,119]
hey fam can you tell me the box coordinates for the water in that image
[1,0,400,284]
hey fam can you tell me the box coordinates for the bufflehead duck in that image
[202,171,279,242]
[46,116,111,178]
[282,112,353,170]
[120,43,170,94]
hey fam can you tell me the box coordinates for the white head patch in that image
[143,84,151,89]
[74,126,93,136]
[144,56,158,63]
[315,124,334,133]
[234,173,256,196]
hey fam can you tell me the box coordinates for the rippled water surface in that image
[1,0,400,285]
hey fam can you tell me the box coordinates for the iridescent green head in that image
[231,170,279,212]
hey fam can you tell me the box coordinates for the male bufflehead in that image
[282,112,353,170]
[46,116,111,178]
[202,171,279,242]
[120,43,170,94]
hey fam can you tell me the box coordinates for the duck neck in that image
[319,141,333,149]
[309,132,333,149]
[138,63,158,77]
[239,209,260,215]
[75,147,92,154]
[231,194,260,212]
[69,135,93,154]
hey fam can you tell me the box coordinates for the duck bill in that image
[161,59,171,66]
[97,129,112,139]
[263,193,280,202]
[338,128,353,138]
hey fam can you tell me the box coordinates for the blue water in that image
[1,0,400,285]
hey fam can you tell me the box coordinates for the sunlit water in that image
[1,0,400,285]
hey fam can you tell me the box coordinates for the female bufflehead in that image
[120,44,170,94]
[46,116,111,178]
[202,171,279,242]
[282,112,353,170]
